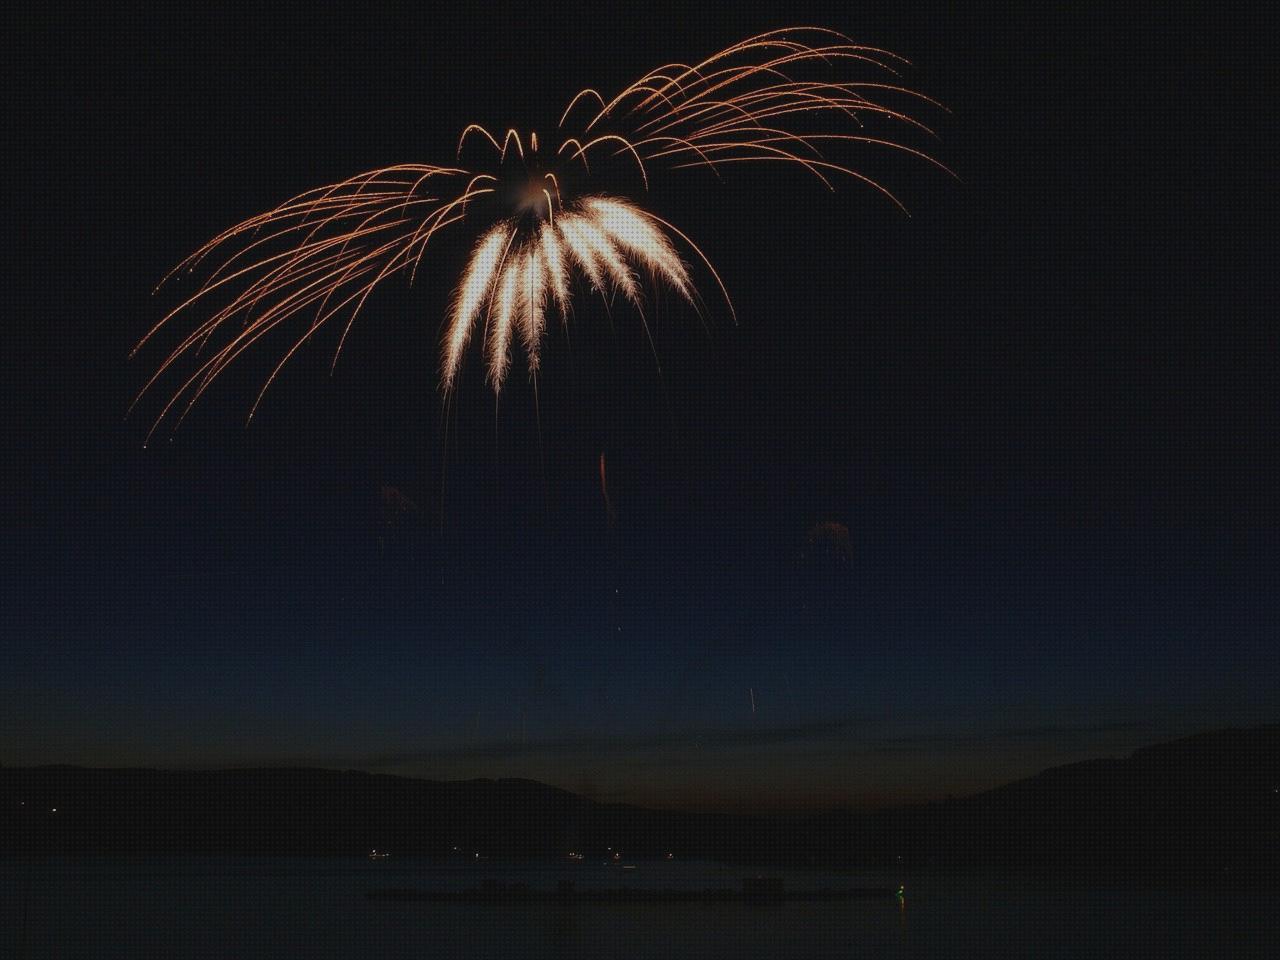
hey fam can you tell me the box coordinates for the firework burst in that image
[135,27,948,437]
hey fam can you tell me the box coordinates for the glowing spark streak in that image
[500,129,525,162]
[628,135,722,175]
[519,250,546,373]
[543,173,562,206]
[632,29,902,111]
[138,239,414,410]
[138,181,481,419]
[563,135,649,189]
[405,185,496,282]
[401,167,458,208]
[250,240,433,423]
[457,124,504,159]
[600,452,616,525]
[581,197,691,298]
[204,234,414,387]
[250,201,445,336]
[670,154,908,211]
[667,46,903,115]
[635,209,736,321]
[134,219,408,360]
[584,84,680,131]
[461,172,500,196]
[687,131,957,179]
[538,222,570,312]
[213,169,431,244]
[170,165,465,269]
[630,32,822,110]
[656,139,836,189]
[164,190,405,293]
[559,88,607,128]
[633,97,767,141]
[553,215,607,292]
[487,259,520,388]
[443,224,509,388]
[556,138,591,173]
[444,197,697,389]
[330,202,463,373]
[692,90,937,139]
[577,216,639,302]
[147,239,409,440]
[618,66,707,111]
[557,213,637,301]
[196,194,411,289]
[676,119,834,161]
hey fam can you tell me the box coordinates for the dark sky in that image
[3,2,1275,809]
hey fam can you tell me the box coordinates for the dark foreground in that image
[2,856,1275,960]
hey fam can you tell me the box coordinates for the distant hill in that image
[817,725,1280,879]
[4,726,1278,880]
[0,768,667,858]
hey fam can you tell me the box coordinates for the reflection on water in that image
[0,857,1273,959]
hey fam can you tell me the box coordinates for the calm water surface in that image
[2,857,1273,958]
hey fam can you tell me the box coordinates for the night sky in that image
[4,3,1275,810]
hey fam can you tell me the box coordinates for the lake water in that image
[1,857,1273,958]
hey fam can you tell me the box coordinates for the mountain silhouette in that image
[4,726,1277,880]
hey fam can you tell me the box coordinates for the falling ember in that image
[599,451,617,527]
[136,27,947,435]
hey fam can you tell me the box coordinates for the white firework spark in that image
[445,223,511,387]
[440,195,689,389]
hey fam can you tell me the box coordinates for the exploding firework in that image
[134,27,947,437]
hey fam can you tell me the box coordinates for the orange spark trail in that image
[600,452,616,527]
